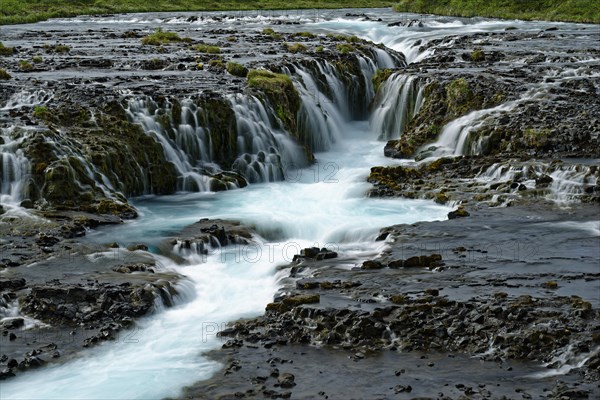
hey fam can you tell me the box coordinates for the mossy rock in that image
[368,165,422,191]
[0,68,11,80]
[266,294,320,313]
[448,206,470,219]
[226,61,248,77]
[470,48,486,62]
[247,69,301,136]
[372,69,394,93]
[0,42,14,56]
[286,43,308,53]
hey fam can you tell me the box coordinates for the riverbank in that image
[395,0,600,24]
[185,204,600,399]
[0,1,395,25]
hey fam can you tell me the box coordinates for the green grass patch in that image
[142,28,188,46]
[0,69,11,79]
[0,1,396,25]
[286,43,308,53]
[43,44,71,53]
[372,68,394,92]
[19,60,34,71]
[336,43,355,54]
[193,44,221,54]
[226,61,248,77]
[394,0,599,24]
[0,43,15,56]
[293,31,317,38]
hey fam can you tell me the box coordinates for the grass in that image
[0,43,14,56]
[0,1,396,25]
[286,43,308,53]
[193,44,221,54]
[394,0,599,24]
[247,69,293,92]
[226,61,248,77]
[141,28,189,45]
[0,68,11,79]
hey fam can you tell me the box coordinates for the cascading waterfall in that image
[0,130,30,208]
[125,98,212,192]
[370,73,424,140]
[1,90,53,111]
[548,164,599,204]
[474,161,599,204]
[229,93,308,183]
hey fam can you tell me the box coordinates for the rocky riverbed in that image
[0,8,599,400]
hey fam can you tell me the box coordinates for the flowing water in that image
[1,8,599,399]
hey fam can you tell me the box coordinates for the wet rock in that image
[361,260,384,270]
[448,207,470,219]
[0,278,26,290]
[277,372,296,388]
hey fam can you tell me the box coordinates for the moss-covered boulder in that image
[247,69,301,136]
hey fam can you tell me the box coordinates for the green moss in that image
[18,60,33,71]
[368,165,422,191]
[426,157,454,172]
[43,44,71,53]
[470,48,485,62]
[315,45,324,52]
[372,69,393,93]
[0,68,10,80]
[262,28,283,39]
[32,56,43,63]
[446,78,474,116]
[294,31,316,38]
[266,294,320,313]
[286,43,308,53]
[208,59,224,69]
[33,106,52,120]
[0,42,14,56]
[336,43,355,54]
[226,61,248,77]
[523,128,551,149]
[247,69,301,134]
[141,28,186,45]
[193,44,221,54]
[394,0,599,24]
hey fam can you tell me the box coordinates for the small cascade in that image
[1,90,53,111]
[530,344,600,378]
[476,162,546,190]
[0,130,31,209]
[548,164,599,204]
[229,94,308,183]
[125,98,212,192]
[370,74,424,140]
[286,64,345,152]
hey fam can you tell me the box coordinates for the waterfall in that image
[0,130,30,208]
[370,74,424,140]
[474,160,599,204]
[125,98,212,192]
[548,164,599,204]
[229,93,308,183]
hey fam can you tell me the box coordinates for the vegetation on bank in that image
[0,1,394,25]
[394,0,599,24]
[2,1,595,25]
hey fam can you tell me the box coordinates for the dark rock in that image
[361,260,384,270]
[448,207,470,219]
[277,372,296,388]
